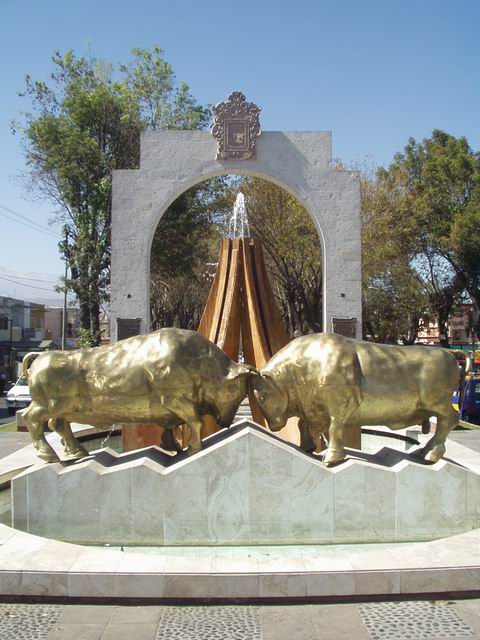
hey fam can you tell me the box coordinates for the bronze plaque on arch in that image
[332,317,357,338]
[116,317,141,341]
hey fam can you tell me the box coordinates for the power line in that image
[0,204,61,239]
[0,274,59,292]
[0,203,61,236]
[0,209,60,239]
[0,273,58,284]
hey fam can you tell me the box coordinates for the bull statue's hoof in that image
[323,449,346,466]
[423,444,446,463]
[301,445,316,454]
[65,445,89,460]
[37,448,60,464]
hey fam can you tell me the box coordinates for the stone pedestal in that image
[11,420,480,546]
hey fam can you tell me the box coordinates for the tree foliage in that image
[361,130,480,344]
[150,176,322,338]
[241,178,323,335]
[150,178,233,330]
[391,131,480,328]
[15,47,208,344]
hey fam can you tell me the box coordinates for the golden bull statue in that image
[251,333,460,465]
[22,328,252,463]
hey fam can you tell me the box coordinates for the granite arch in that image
[111,130,361,339]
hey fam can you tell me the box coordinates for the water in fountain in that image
[228,192,250,238]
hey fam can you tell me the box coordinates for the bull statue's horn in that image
[22,352,40,381]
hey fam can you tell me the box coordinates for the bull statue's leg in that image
[186,416,204,453]
[298,418,316,452]
[322,388,359,466]
[423,406,458,463]
[22,403,59,463]
[164,397,204,453]
[323,416,347,465]
[160,428,183,453]
[48,418,89,460]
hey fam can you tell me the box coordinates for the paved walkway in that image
[1,600,480,639]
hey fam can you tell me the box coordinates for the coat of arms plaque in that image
[211,92,261,160]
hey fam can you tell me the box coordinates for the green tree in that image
[150,176,323,337]
[360,132,480,345]
[241,178,323,335]
[389,130,480,340]
[359,162,430,343]
[15,47,208,344]
[150,178,233,330]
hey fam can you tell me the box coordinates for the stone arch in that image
[111,130,361,339]
[145,169,327,304]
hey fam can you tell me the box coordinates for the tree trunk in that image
[437,310,450,347]
[79,299,91,333]
[90,299,101,346]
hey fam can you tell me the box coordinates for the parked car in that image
[451,350,467,369]
[452,374,480,425]
[5,375,31,415]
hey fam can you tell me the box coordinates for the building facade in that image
[0,296,80,380]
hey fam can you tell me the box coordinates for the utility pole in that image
[472,271,479,373]
[61,226,69,351]
[7,317,13,380]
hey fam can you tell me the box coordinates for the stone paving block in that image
[261,605,320,640]
[46,623,105,640]
[311,603,371,640]
[101,622,159,640]
[454,599,480,637]
[109,606,163,624]
[57,604,115,625]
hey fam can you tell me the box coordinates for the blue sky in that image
[0,0,479,299]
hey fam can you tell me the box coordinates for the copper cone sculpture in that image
[198,237,289,430]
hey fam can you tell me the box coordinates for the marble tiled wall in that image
[11,426,480,546]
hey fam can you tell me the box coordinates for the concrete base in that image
[1,523,480,601]
[3,422,480,602]
[10,420,480,546]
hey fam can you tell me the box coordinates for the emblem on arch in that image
[211,91,262,160]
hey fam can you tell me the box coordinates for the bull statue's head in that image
[216,362,255,429]
[250,370,289,431]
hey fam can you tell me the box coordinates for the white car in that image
[6,375,31,415]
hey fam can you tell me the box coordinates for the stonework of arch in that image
[111,130,362,339]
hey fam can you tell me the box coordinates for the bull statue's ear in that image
[240,363,257,375]
[227,363,257,380]
[250,369,275,391]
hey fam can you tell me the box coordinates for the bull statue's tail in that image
[22,352,40,381]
